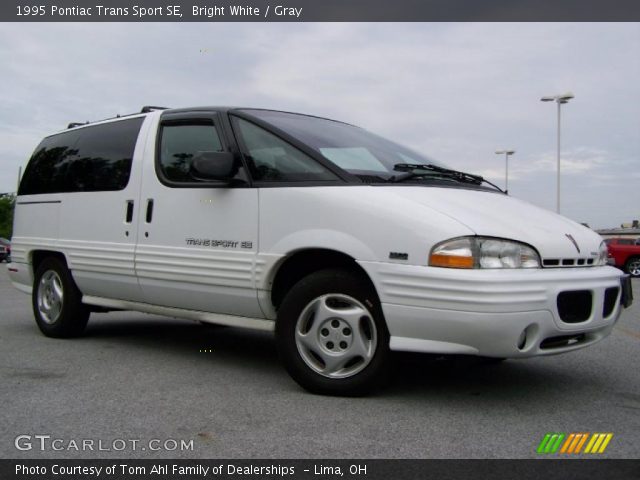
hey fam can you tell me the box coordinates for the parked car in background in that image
[0,238,10,262]
[604,238,640,277]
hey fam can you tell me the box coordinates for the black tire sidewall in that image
[276,269,389,396]
[625,257,640,277]
[32,257,89,338]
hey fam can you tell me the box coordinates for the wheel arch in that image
[269,248,379,311]
[31,250,68,276]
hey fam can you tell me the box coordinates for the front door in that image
[134,110,262,318]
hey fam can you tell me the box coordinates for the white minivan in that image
[9,106,633,395]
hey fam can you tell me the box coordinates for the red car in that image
[604,237,640,277]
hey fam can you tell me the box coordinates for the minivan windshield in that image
[240,109,449,182]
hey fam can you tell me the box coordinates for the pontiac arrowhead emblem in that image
[565,234,581,253]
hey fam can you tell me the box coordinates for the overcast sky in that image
[0,22,638,228]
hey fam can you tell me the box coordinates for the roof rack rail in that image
[67,122,89,129]
[66,106,168,130]
[140,106,169,113]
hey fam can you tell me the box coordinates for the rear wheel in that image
[276,269,389,396]
[32,257,90,338]
[625,257,640,277]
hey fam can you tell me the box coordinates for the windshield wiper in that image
[387,163,505,192]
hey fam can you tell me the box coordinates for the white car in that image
[8,106,633,395]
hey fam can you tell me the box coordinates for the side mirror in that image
[190,151,236,181]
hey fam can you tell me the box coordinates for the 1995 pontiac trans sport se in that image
[8,106,633,395]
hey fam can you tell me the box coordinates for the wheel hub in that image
[318,317,352,353]
[37,270,64,324]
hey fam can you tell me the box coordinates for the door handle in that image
[125,200,134,223]
[145,199,154,223]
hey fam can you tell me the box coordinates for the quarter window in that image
[18,130,81,195]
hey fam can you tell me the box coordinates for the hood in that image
[384,186,603,261]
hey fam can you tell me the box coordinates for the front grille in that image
[557,290,592,323]
[543,258,594,267]
[603,287,619,318]
[540,334,586,350]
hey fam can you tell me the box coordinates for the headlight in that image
[429,237,541,269]
[596,241,608,266]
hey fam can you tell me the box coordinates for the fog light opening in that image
[517,330,527,350]
[517,324,538,351]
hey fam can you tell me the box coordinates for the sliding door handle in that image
[125,200,134,223]
[145,199,154,223]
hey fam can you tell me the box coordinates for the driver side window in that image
[159,122,223,183]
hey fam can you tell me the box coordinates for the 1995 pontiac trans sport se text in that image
[8,106,633,395]
[19,5,303,18]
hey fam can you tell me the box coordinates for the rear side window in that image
[18,130,82,195]
[19,117,144,195]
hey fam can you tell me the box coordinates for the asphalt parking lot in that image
[1,268,638,459]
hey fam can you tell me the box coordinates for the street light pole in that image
[541,92,574,214]
[495,149,515,194]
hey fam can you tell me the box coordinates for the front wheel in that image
[625,257,640,277]
[32,257,90,338]
[276,269,389,396]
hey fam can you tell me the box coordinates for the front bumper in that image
[359,262,628,358]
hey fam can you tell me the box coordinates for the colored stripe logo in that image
[537,433,613,454]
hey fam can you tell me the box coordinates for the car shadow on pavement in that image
[83,314,281,375]
[385,350,608,405]
[78,313,609,402]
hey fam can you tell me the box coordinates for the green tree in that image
[0,194,16,239]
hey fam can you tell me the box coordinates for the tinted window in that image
[233,117,338,182]
[159,122,223,182]
[18,130,81,195]
[618,239,634,245]
[19,117,143,195]
[66,118,143,192]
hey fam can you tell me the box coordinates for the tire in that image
[32,257,90,338]
[276,269,389,396]
[625,257,640,278]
